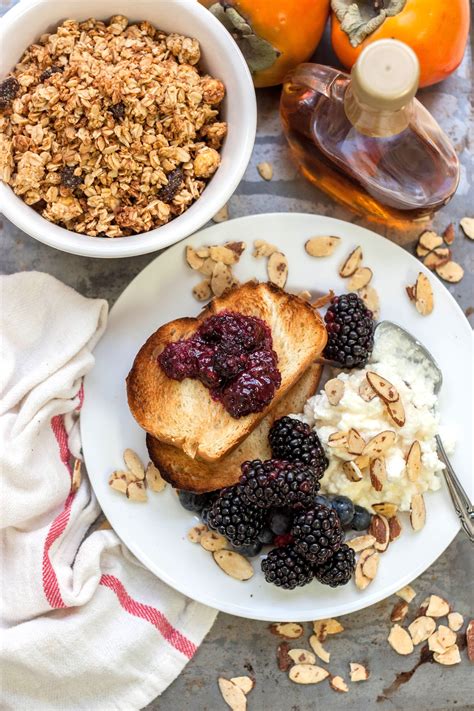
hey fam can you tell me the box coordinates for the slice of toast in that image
[127,281,327,462]
[146,363,323,492]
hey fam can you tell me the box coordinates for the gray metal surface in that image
[1,6,473,709]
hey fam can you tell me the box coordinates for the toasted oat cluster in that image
[0,16,227,237]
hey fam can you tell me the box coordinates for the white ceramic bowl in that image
[0,0,256,258]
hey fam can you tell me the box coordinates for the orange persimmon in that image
[201,0,330,88]
[330,0,470,88]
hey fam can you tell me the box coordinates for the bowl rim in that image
[0,0,257,258]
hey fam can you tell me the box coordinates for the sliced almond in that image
[362,431,396,457]
[425,594,450,618]
[267,251,288,288]
[435,260,464,283]
[414,272,434,316]
[437,624,457,649]
[406,284,416,302]
[418,230,443,251]
[428,631,449,655]
[372,502,399,518]
[386,398,406,428]
[343,461,363,482]
[348,535,376,553]
[370,457,387,493]
[325,378,344,406]
[297,289,312,302]
[212,204,229,223]
[423,247,450,270]
[186,245,205,270]
[226,241,246,258]
[200,530,228,552]
[396,585,416,603]
[361,548,379,579]
[253,239,277,258]
[257,161,273,181]
[187,524,208,543]
[277,641,291,672]
[447,612,464,632]
[109,475,128,495]
[442,223,455,245]
[330,676,348,693]
[339,246,362,277]
[211,261,234,297]
[145,462,166,492]
[192,278,212,301]
[366,372,399,403]
[388,625,414,655]
[270,623,304,639]
[199,256,217,276]
[210,245,239,265]
[347,266,373,291]
[358,285,380,319]
[354,454,370,470]
[328,430,349,448]
[126,480,148,502]
[391,600,409,623]
[289,664,329,685]
[213,550,253,581]
[123,448,145,480]
[410,493,426,531]
[466,619,474,662]
[416,243,430,258]
[359,377,377,402]
[313,619,344,640]
[460,217,474,240]
[369,514,390,551]
[230,677,254,695]
[347,428,366,455]
[388,515,402,542]
[218,678,247,711]
[350,663,369,682]
[406,441,422,482]
[288,649,316,665]
[305,235,341,257]
[309,635,330,663]
[196,246,210,258]
[355,548,378,589]
[71,458,81,493]
[408,616,436,645]
[433,644,461,666]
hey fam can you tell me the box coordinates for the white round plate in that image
[81,213,472,621]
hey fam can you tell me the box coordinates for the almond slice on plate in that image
[210,245,240,265]
[413,272,434,316]
[230,677,254,695]
[370,457,387,492]
[396,585,416,603]
[388,625,414,655]
[347,267,373,291]
[270,622,304,639]
[211,261,234,297]
[354,454,370,470]
[187,524,208,543]
[288,649,316,665]
[325,378,344,405]
[347,535,376,552]
[425,594,450,618]
[289,664,329,685]
[198,256,217,276]
[253,239,278,258]
[386,398,406,427]
[355,548,379,589]
[447,612,464,632]
[200,530,228,552]
[123,448,146,480]
[305,235,341,257]
[145,462,166,492]
[372,502,399,518]
[328,430,349,448]
[343,460,364,482]
[350,663,369,682]
[126,480,148,502]
[347,428,366,455]
[406,441,422,481]
[192,279,212,302]
[369,514,390,551]
[460,217,474,240]
[408,616,436,645]
[391,600,409,623]
[366,372,399,403]
[357,285,380,319]
[339,246,363,277]
[388,515,402,542]
[362,431,396,457]
[213,550,253,581]
[267,251,288,288]
[218,678,247,711]
[186,245,205,270]
[433,645,461,666]
[435,261,464,283]
[309,635,330,663]
[410,493,426,531]
[359,377,377,402]
[330,676,348,693]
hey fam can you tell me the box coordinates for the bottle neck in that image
[344,84,412,138]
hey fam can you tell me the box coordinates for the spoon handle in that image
[436,435,474,544]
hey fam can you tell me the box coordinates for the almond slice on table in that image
[145,462,166,492]
[408,616,436,645]
[442,223,455,245]
[370,457,387,493]
[428,632,446,654]
[305,235,341,257]
[253,239,278,258]
[126,480,148,502]
[193,279,212,301]
[200,530,228,551]
[309,635,330,663]
[187,524,208,543]
[288,649,316,665]
[347,267,373,291]
[372,502,399,518]
[186,245,205,270]
[270,622,304,639]
[418,230,444,252]
[218,678,247,711]
[325,378,344,405]
[230,677,254,695]
[388,625,414,655]
[267,251,288,288]
[437,624,457,648]
[123,448,145,480]
[423,247,451,270]
[460,217,474,240]
[391,600,409,623]
[396,585,416,603]
[388,515,402,542]
[348,535,376,552]
[369,514,390,551]
[211,261,234,297]
[313,618,344,639]
[347,428,366,455]
[350,663,369,682]
[362,431,396,457]
[447,612,464,632]
[425,594,450,618]
[339,246,363,277]
[289,664,329,684]
[277,641,292,671]
[257,161,273,180]
[435,261,464,283]
[410,272,434,316]
[466,620,474,661]
[343,460,364,482]
[366,372,399,403]
[330,676,349,693]
[358,285,380,319]
[410,493,426,531]
[406,441,422,482]
[359,376,377,402]
[213,550,253,581]
[433,645,461,666]
[212,204,229,223]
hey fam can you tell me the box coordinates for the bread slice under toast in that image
[127,281,327,462]
[146,363,323,492]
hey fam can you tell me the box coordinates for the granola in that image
[0,16,227,237]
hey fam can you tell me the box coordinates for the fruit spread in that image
[159,310,281,418]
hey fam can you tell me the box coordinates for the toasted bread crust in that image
[147,363,323,492]
[127,281,327,462]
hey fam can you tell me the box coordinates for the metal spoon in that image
[374,321,474,543]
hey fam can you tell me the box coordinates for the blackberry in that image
[60,165,82,189]
[323,293,375,368]
[157,168,184,202]
[268,508,293,535]
[0,77,20,109]
[109,101,126,122]
[261,545,314,590]
[269,416,328,477]
[291,504,344,565]
[314,543,356,587]
[39,65,63,82]
[240,459,319,509]
[207,486,265,547]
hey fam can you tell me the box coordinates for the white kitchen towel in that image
[0,272,217,711]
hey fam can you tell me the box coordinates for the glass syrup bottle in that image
[280,39,460,228]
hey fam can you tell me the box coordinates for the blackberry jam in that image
[159,311,281,418]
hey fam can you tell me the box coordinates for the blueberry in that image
[351,505,372,531]
[232,540,263,557]
[178,490,212,513]
[258,526,275,545]
[331,495,355,527]
[313,494,333,509]
[268,508,292,535]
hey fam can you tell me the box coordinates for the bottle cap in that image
[351,39,420,111]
